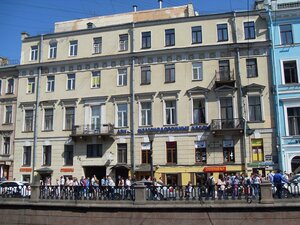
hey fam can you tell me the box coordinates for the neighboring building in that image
[14,3,276,185]
[257,0,300,173]
[0,59,19,180]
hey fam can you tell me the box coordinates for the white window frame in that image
[93,37,102,54]
[67,74,75,90]
[192,62,203,81]
[23,108,34,132]
[116,103,128,128]
[4,105,12,124]
[117,69,127,86]
[164,99,177,125]
[139,101,152,126]
[30,45,38,61]
[46,76,55,92]
[49,42,57,59]
[63,106,75,131]
[43,108,54,131]
[119,34,128,51]
[27,78,35,94]
[90,105,101,130]
[3,137,10,155]
[280,59,300,85]
[91,71,101,88]
[69,40,78,56]
[247,94,264,122]
[217,96,236,120]
[283,100,300,136]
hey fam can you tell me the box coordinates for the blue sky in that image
[0,0,255,62]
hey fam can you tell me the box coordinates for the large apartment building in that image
[13,3,276,185]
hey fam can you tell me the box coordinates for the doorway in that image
[83,166,106,181]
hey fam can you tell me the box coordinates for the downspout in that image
[232,12,248,174]
[267,8,282,170]
[32,34,43,183]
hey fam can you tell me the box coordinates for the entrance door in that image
[115,167,129,184]
[84,166,106,181]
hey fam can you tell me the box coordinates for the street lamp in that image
[148,134,155,180]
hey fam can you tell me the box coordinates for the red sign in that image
[60,168,74,173]
[20,168,32,172]
[203,166,226,173]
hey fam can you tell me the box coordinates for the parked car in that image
[0,181,31,198]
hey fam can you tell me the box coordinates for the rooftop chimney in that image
[158,0,163,9]
[21,32,29,41]
[133,5,137,12]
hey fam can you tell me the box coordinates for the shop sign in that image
[203,166,226,173]
[60,168,74,173]
[265,155,272,161]
[284,139,300,145]
[19,168,32,172]
[135,125,210,135]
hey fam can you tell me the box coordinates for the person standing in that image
[273,170,284,199]
[206,173,215,200]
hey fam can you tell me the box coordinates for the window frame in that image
[30,45,38,61]
[140,101,152,126]
[192,98,206,124]
[164,100,177,125]
[49,42,57,59]
[141,31,151,49]
[117,143,127,164]
[69,40,78,56]
[248,95,263,122]
[93,37,102,54]
[87,144,102,158]
[217,23,228,42]
[4,105,12,124]
[42,145,52,166]
[165,64,175,83]
[166,141,177,164]
[27,78,35,94]
[244,21,256,40]
[24,109,34,132]
[91,71,101,88]
[67,73,76,90]
[116,103,128,128]
[64,107,75,131]
[6,78,14,94]
[165,29,175,47]
[3,137,10,155]
[141,66,151,85]
[43,108,54,131]
[192,62,203,81]
[192,26,202,44]
[117,68,127,86]
[64,145,74,166]
[286,106,300,136]
[119,34,129,51]
[46,75,55,92]
[246,58,258,78]
[195,141,207,163]
[280,24,293,45]
[282,60,299,84]
[23,146,31,166]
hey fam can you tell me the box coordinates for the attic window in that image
[87,22,94,29]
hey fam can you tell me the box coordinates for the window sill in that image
[195,162,207,165]
[22,131,33,133]
[91,86,100,89]
[66,89,75,91]
[141,47,151,50]
[119,49,128,52]
[217,40,228,42]
[2,123,13,125]
[42,165,51,167]
[42,130,54,132]
[164,81,175,84]
[247,75,258,78]
[166,163,177,166]
[223,162,235,165]
[191,42,202,45]
[247,120,265,123]
[192,79,203,82]
[92,52,102,55]
[5,92,14,95]
[165,45,175,47]
[45,91,54,93]
[163,124,178,127]
[26,93,35,95]
[140,82,151,85]
[0,154,10,157]
[63,129,72,132]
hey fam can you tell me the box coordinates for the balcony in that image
[215,70,235,88]
[70,124,114,140]
[210,118,244,136]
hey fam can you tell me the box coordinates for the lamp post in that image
[148,134,155,180]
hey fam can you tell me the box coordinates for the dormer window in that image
[87,22,94,29]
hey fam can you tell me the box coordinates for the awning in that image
[111,164,130,170]
[35,167,53,174]
[135,164,151,172]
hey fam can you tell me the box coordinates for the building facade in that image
[13,4,276,185]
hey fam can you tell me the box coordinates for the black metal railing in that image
[71,124,114,136]
[272,182,300,199]
[211,118,244,130]
[215,70,235,82]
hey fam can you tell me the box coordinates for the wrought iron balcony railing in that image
[215,70,235,82]
[211,118,244,130]
[71,124,114,136]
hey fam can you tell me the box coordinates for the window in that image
[246,58,258,78]
[69,40,78,56]
[118,69,127,86]
[165,100,176,125]
[283,61,298,84]
[44,108,53,131]
[24,109,34,132]
[49,42,57,59]
[5,106,12,124]
[251,139,264,162]
[117,143,127,164]
[195,141,206,163]
[23,146,31,166]
[3,137,10,155]
[141,143,151,164]
[43,145,51,166]
[0,80,2,95]
[64,145,73,166]
[244,21,255,39]
[165,64,175,83]
[31,45,38,61]
[218,60,230,81]
[141,66,151,85]
[165,29,175,46]
[248,96,262,122]
[6,78,14,94]
[117,103,128,127]
[192,62,203,80]
[91,105,101,130]
[119,34,128,51]
[87,144,102,158]
[140,102,152,126]
[93,37,102,54]
[67,74,75,90]
[166,142,177,164]
[280,24,293,45]
[65,107,75,130]
[223,140,235,162]
[288,107,300,135]
[46,76,55,92]
[27,78,35,94]
[220,97,233,120]
[217,24,228,42]
[91,71,101,88]
[142,31,151,49]
[192,26,202,44]
[193,99,206,124]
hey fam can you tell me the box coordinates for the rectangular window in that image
[31,46,38,61]
[117,103,128,127]
[119,34,128,51]
[220,97,233,120]
[3,137,10,155]
[192,62,203,80]
[251,139,264,162]
[0,80,2,95]
[5,106,12,124]
[27,78,35,94]
[165,100,176,125]
[64,145,73,166]
[283,61,298,84]
[223,140,235,162]
[6,79,14,94]
[244,21,256,39]
[24,109,33,132]
[87,144,102,158]
[44,108,53,131]
[141,66,151,85]
[192,26,202,44]
[117,143,127,164]
[288,107,300,135]
[217,24,228,42]
[43,145,51,166]
[280,24,293,45]
[69,40,78,56]
[193,98,206,124]
[142,31,151,49]
[65,107,75,130]
[142,148,150,164]
[166,141,177,164]
[165,29,175,46]
[91,71,101,88]
[248,96,262,122]
[46,76,55,92]
[165,64,175,83]
[195,141,206,163]
[218,60,230,81]
[91,105,101,130]
[49,42,57,59]
[141,102,152,126]
[118,69,127,86]
[246,58,258,78]
[93,37,102,54]
[67,74,76,90]
[23,146,31,166]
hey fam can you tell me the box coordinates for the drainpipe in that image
[232,12,248,174]
[32,34,43,183]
